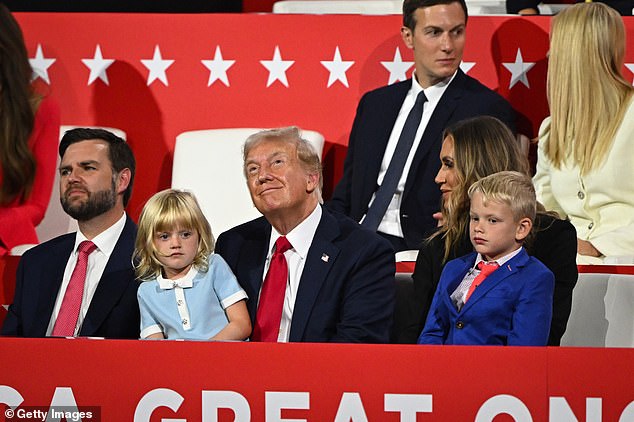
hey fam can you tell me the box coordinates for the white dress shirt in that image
[47,213,127,336]
[367,71,455,238]
[263,204,322,342]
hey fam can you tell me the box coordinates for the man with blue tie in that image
[2,128,140,339]
[215,127,395,343]
[329,0,516,251]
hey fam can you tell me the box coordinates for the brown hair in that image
[431,116,529,262]
[0,4,39,204]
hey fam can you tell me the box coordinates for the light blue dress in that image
[137,254,247,339]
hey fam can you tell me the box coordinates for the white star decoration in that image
[201,46,235,87]
[260,46,294,88]
[460,61,476,74]
[29,44,56,84]
[320,47,354,88]
[82,45,115,85]
[381,47,414,85]
[626,64,634,85]
[503,49,535,89]
[141,45,174,86]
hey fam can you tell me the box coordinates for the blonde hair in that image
[432,116,529,262]
[134,189,214,281]
[242,126,323,201]
[545,2,633,174]
[468,171,536,226]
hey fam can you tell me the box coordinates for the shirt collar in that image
[268,204,322,260]
[74,213,127,258]
[411,69,457,105]
[474,246,523,269]
[157,265,199,289]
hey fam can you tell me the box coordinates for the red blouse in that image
[0,96,60,255]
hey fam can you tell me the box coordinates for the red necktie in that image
[465,261,499,303]
[52,241,97,337]
[251,236,292,342]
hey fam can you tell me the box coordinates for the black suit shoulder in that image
[446,71,516,132]
[528,214,578,346]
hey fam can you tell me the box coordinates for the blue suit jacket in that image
[1,216,140,339]
[418,249,554,346]
[215,207,396,343]
[329,71,516,248]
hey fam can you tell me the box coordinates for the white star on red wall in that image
[321,47,354,88]
[503,49,535,89]
[201,46,235,87]
[82,45,115,86]
[141,45,174,86]
[261,46,294,88]
[29,44,56,84]
[381,47,414,85]
[460,61,476,74]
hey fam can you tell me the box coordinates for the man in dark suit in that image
[2,128,139,338]
[215,127,395,343]
[329,0,516,251]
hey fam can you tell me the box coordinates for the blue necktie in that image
[362,91,427,231]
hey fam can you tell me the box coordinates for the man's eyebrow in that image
[423,23,465,31]
[246,151,287,164]
[78,160,100,166]
[59,160,100,170]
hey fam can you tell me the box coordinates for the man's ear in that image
[401,26,414,49]
[515,217,532,242]
[116,168,132,196]
[306,172,319,194]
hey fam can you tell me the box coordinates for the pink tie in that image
[465,261,499,303]
[251,236,292,342]
[52,241,97,337]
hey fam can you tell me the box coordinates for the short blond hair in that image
[134,189,214,281]
[468,171,536,223]
[242,126,323,201]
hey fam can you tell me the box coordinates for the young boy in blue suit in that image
[418,171,554,346]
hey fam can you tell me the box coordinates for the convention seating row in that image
[2,252,633,347]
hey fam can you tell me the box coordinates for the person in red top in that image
[0,4,60,255]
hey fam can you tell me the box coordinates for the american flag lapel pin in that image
[321,253,329,262]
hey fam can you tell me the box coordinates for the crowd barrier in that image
[2,256,634,347]
[2,258,634,419]
[1,338,634,420]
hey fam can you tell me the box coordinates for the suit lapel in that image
[363,81,410,192]
[441,253,474,310]
[79,217,136,336]
[289,210,341,341]
[34,237,74,335]
[461,249,530,312]
[242,220,270,321]
[404,70,466,198]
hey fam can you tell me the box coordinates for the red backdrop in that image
[15,13,634,221]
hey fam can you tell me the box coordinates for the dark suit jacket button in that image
[456,321,464,329]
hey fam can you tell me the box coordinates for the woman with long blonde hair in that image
[397,116,577,345]
[534,2,634,263]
